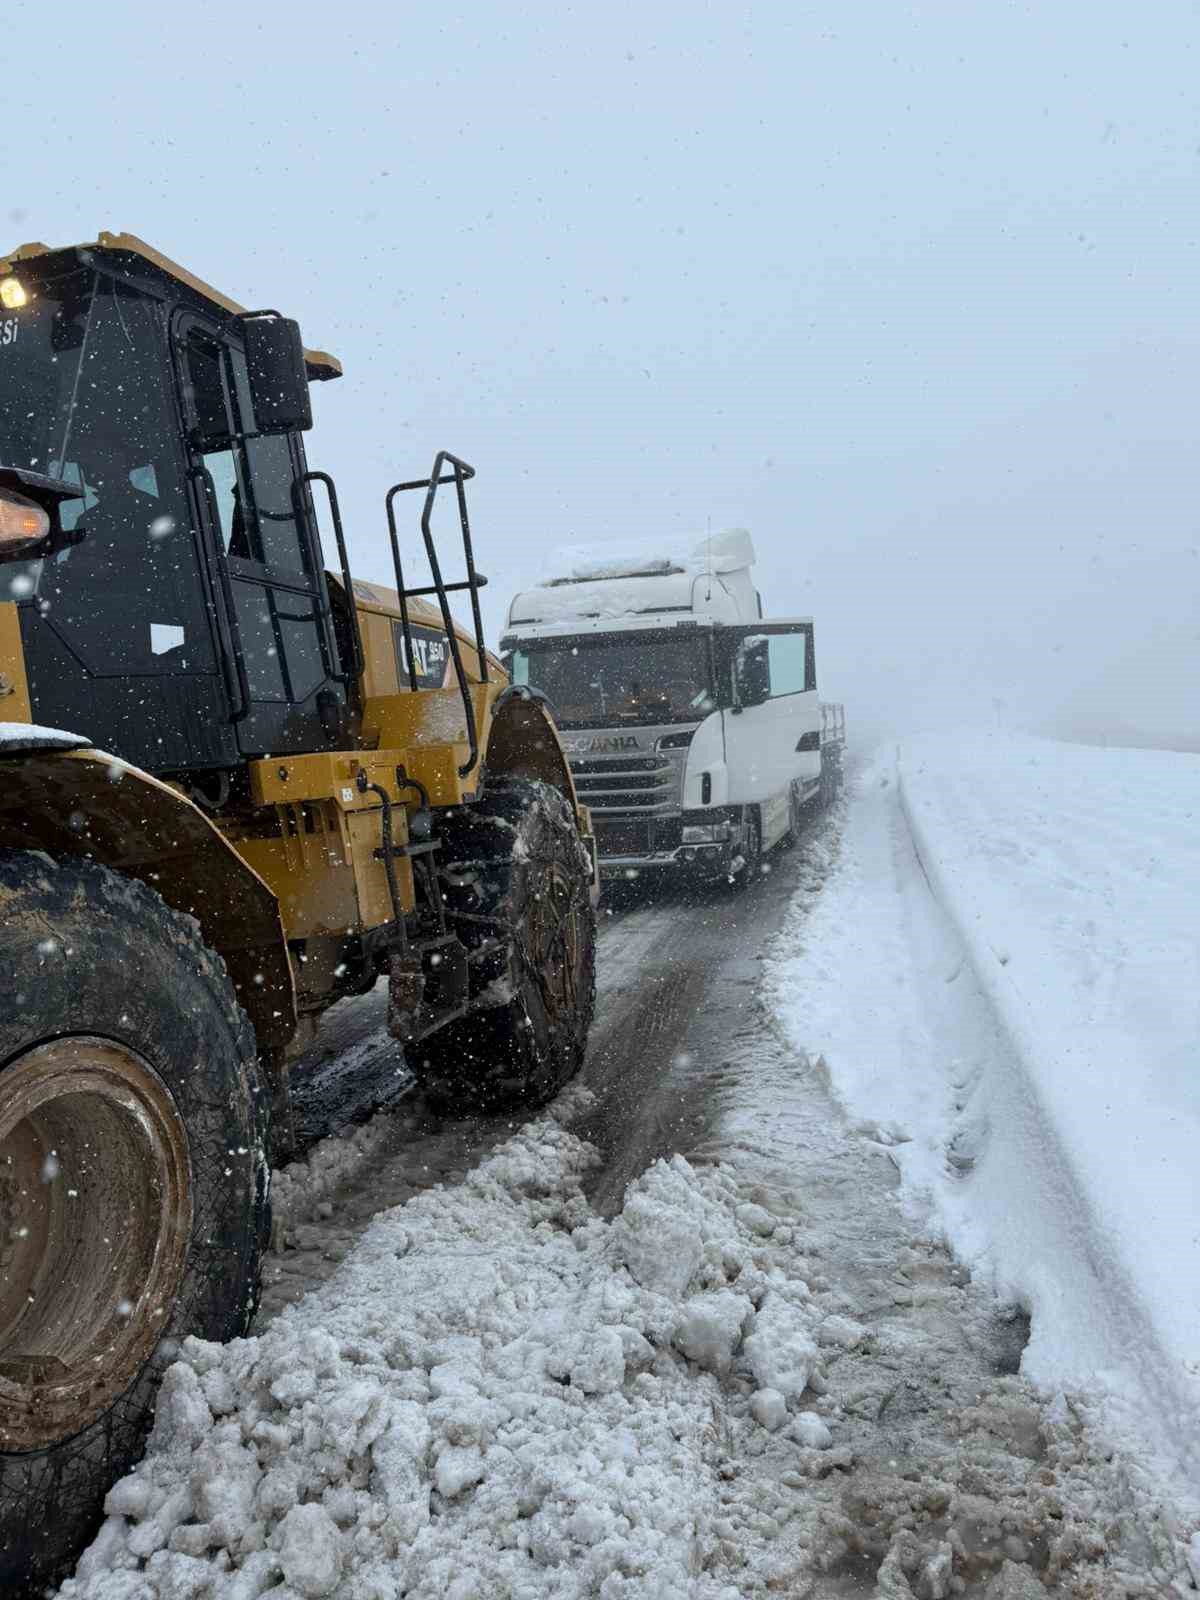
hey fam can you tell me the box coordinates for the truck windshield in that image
[509,632,715,727]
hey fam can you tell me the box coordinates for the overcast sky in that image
[10,2,1198,743]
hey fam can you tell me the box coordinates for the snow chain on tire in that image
[0,852,269,1596]
[407,778,597,1112]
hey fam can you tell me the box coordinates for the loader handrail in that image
[190,463,252,723]
[297,469,365,712]
[384,451,490,780]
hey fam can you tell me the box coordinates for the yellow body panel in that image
[248,750,417,809]
[0,569,586,1035]
[332,575,506,709]
[0,603,31,722]
[237,680,503,941]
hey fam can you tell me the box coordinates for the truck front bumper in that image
[592,807,741,879]
[598,844,732,883]
[597,838,736,880]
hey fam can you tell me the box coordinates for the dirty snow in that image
[60,1073,1200,1599]
[765,737,1200,1488]
[61,1103,846,1600]
[55,769,1200,1597]
[271,1104,404,1240]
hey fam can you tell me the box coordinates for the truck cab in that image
[501,532,839,882]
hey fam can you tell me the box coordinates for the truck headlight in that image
[682,821,733,844]
[0,489,50,558]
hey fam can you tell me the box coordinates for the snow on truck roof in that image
[508,571,700,626]
[540,528,754,586]
[506,529,758,628]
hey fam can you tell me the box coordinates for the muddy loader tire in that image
[0,852,268,1596]
[409,779,596,1113]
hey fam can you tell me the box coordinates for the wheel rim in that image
[0,1037,192,1453]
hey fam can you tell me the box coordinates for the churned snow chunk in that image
[149,1363,213,1452]
[921,1541,955,1599]
[735,1202,776,1238]
[673,1290,754,1375]
[749,1387,788,1431]
[984,1560,1050,1599]
[276,1503,342,1598]
[567,1326,627,1393]
[816,1313,866,1350]
[433,1443,486,1498]
[790,1410,833,1449]
[608,1168,704,1296]
[1186,1533,1200,1591]
[743,1293,820,1401]
[104,1475,154,1521]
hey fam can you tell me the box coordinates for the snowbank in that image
[765,737,1200,1481]
[62,1113,831,1599]
[898,734,1200,1470]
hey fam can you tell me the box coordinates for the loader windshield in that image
[0,261,95,479]
[508,629,715,728]
[0,258,213,675]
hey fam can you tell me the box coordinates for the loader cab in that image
[0,237,346,777]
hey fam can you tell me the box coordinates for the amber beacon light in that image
[0,488,50,554]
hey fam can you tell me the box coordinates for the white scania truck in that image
[500,531,845,883]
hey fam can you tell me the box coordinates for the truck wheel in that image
[729,807,762,890]
[0,852,268,1597]
[409,779,596,1112]
[781,783,804,848]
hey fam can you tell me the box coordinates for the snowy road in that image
[59,768,1200,1597]
[262,837,810,1321]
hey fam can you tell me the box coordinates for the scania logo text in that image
[563,735,641,753]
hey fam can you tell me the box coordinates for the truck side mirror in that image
[735,638,770,708]
[240,313,312,435]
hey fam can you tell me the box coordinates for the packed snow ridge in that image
[63,1099,839,1600]
[765,736,1200,1487]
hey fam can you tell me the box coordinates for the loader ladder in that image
[295,451,489,777]
[385,452,490,778]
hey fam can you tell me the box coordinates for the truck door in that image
[175,316,345,758]
[721,621,820,849]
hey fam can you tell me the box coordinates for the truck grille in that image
[568,754,678,814]
[593,814,684,857]
[569,750,685,860]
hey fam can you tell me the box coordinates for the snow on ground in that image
[55,769,1200,1598]
[765,737,1200,1487]
[59,1089,848,1600]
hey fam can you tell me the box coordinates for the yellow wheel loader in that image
[0,233,597,1591]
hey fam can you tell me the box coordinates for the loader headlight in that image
[0,489,50,556]
[0,277,27,310]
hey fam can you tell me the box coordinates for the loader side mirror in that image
[241,313,312,435]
